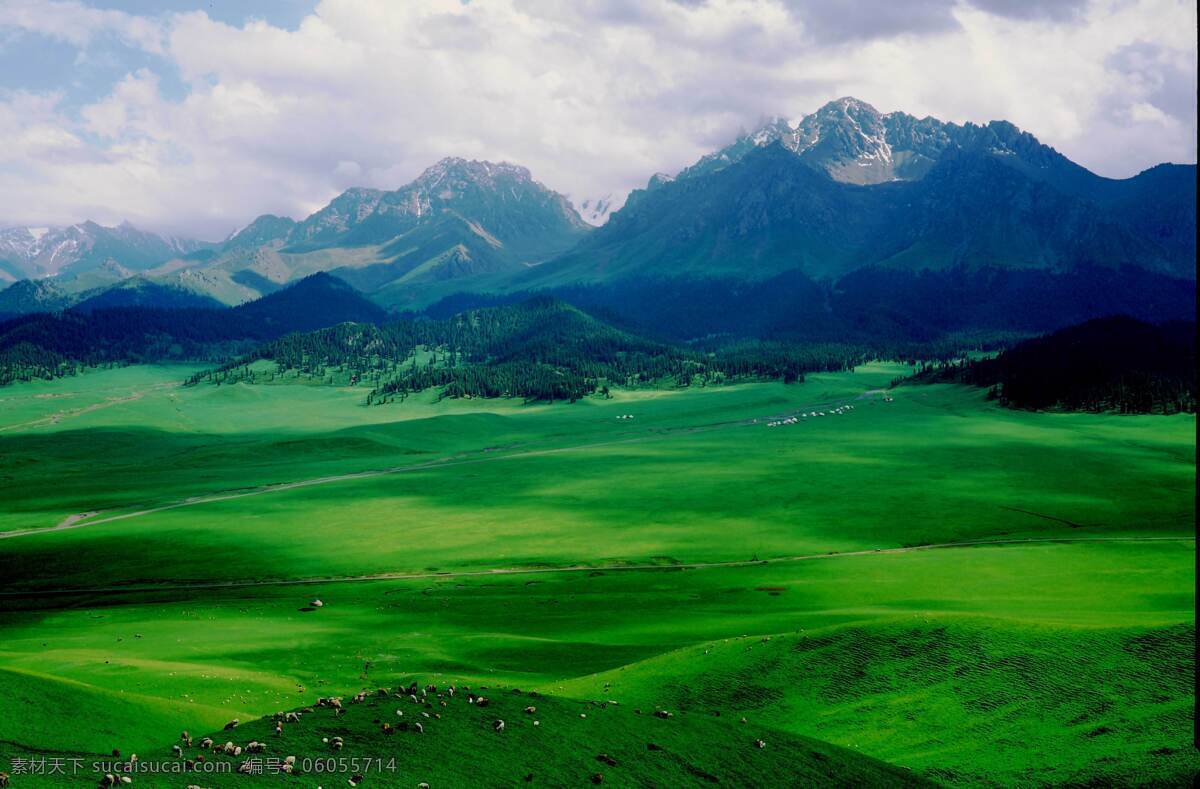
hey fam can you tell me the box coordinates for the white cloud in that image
[0,0,1194,238]
[0,0,165,53]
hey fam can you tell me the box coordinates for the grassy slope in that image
[0,363,1195,785]
[6,683,929,788]
[554,620,1196,786]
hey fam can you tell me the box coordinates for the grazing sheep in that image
[98,774,116,787]
[120,778,132,785]
[591,773,604,784]
[199,737,213,749]
[171,745,182,757]
[331,737,344,751]
[0,773,9,788]
[524,706,537,714]
[754,739,766,749]
[310,599,324,608]
[180,730,192,746]
[285,712,301,723]
[349,774,364,786]
[654,710,673,719]
[223,719,239,730]
[378,688,389,697]
[246,741,266,753]
[596,754,617,766]
[447,686,456,697]
[493,720,505,732]
[476,696,489,708]
[533,721,540,727]
[275,722,283,736]
[413,722,424,734]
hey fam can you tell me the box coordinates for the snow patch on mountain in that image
[576,194,620,226]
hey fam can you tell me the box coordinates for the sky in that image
[0,0,1195,239]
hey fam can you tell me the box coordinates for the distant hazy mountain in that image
[134,157,591,310]
[0,222,212,280]
[285,158,587,253]
[223,214,298,254]
[3,99,1193,344]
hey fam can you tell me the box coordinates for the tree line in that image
[189,297,875,403]
[907,316,1196,414]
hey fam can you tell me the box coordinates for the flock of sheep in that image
[766,403,855,427]
[71,673,768,787]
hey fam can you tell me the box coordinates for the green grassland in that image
[0,363,1194,785]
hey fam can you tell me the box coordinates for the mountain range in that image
[1,97,1193,341]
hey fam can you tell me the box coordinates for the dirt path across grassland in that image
[0,382,177,433]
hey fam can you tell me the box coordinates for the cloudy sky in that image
[0,0,1195,239]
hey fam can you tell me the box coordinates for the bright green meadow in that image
[0,363,1194,786]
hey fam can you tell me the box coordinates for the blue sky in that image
[0,0,1195,238]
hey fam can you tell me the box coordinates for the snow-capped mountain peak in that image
[675,97,1071,187]
[0,222,212,279]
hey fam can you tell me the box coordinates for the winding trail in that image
[0,382,176,433]
[0,535,1189,598]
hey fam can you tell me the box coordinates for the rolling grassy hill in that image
[2,675,927,787]
[0,362,1193,785]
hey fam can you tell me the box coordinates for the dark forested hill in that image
[909,316,1196,414]
[71,278,226,312]
[0,273,387,385]
[192,297,869,403]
